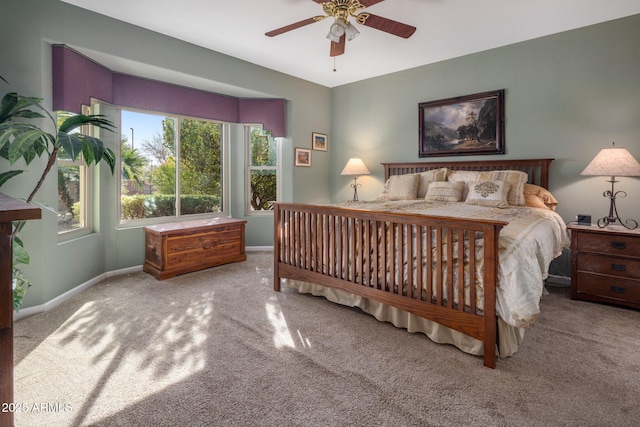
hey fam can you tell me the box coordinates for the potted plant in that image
[0,77,116,309]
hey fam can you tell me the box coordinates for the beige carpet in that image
[13,251,640,426]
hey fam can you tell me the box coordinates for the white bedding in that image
[336,200,571,328]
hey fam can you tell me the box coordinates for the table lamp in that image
[581,142,640,229]
[341,157,370,202]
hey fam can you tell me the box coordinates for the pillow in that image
[417,167,448,198]
[524,183,559,211]
[425,181,465,202]
[465,181,509,208]
[524,193,551,210]
[488,170,528,206]
[448,169,528,206]
[447,170,492,199]
[386,174,420,200]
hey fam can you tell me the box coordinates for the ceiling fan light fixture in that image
[327,19,346,42]
[344,22,359,41]
[326,31,340,43]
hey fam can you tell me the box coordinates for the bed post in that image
[482,224,502,369]
[273,203,281,292]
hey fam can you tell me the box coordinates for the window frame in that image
[244,124,281,216]
[116,106,230,228]
[57,105,94,241]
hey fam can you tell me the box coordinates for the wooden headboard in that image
[382,158,554,189]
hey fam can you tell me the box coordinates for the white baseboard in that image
[246,246,273,252]
[13,265,143,321]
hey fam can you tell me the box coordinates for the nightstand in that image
[568,223,640,310]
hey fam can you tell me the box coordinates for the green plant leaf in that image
[12,267,31,312]
[12,240,29,266]
[82,135,105,163]
[104,147,116,174]
[57,131,84,161]
[0,93,50,124]
[6,129,50,164]
[58,114,115,134]
[0,170,24,187]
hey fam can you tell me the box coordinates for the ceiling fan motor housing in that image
[323,0,367,24]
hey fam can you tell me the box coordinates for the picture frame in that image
[294,148,312,167]
[418,89,505,157]
[312,132,328,151]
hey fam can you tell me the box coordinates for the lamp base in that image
[350,177,361,202]
[598,178,638,229]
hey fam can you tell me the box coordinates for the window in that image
[119,108,226,225]
[246,125,279,213]
[57,109,92,237]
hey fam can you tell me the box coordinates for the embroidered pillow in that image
[465,180,510,208]
[417,167,448,199]
[386,174,420,200]
[447,170,492,199]
[425,181,465,202]
[449,169,528,206]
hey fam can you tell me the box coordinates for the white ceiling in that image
[60,0,640,88]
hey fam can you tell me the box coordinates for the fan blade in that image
[330,35,346,57]
[360,13,416,39]
[359,0,386,6]
[265,17,323,37]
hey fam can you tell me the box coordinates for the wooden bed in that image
[273,158,554,368]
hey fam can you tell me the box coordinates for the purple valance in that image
[52,45,286,137]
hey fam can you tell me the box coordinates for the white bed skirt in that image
[283,278,525,358]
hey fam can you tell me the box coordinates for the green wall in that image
[329,14,640,230]
[1,0,331,309]
[2,0,639,310]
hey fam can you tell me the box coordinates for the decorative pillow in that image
[425,181,465,202]
[447,170,492,199]
[488,170,528,206]
[386,174,420,200]
[524,193,550,210]
[417,167,448,198]
[448,169,528,206]
[465,181,510,208]
[524,183,559,211]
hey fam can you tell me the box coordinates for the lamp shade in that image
[341,157,370,176]
[581,147,640,177]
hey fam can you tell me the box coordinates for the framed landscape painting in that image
[419,90,505,157]
[295,148,311,167]
[312,132,328,151]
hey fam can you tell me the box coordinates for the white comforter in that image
[339,200,571,328]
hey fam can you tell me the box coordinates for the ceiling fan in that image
[265,0,416,57]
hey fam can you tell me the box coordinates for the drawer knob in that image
[611,263,627,271]
[611,241,627,250]
[611,285,626,294]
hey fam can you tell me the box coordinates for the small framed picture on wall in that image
[295,148,312,167]
[312,132,328,151]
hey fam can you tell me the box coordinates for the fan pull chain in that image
[333,56,337,72]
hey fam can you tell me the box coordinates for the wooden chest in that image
[143,217,246,280]
[568,223,640,310]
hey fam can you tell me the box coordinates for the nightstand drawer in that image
[577,253,640,280]
[577,232,639,257]
[576,273,640,304]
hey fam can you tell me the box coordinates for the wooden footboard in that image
[273,203,507,368]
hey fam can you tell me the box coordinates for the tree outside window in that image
[246,125,278,212]
[120,109,224,222]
